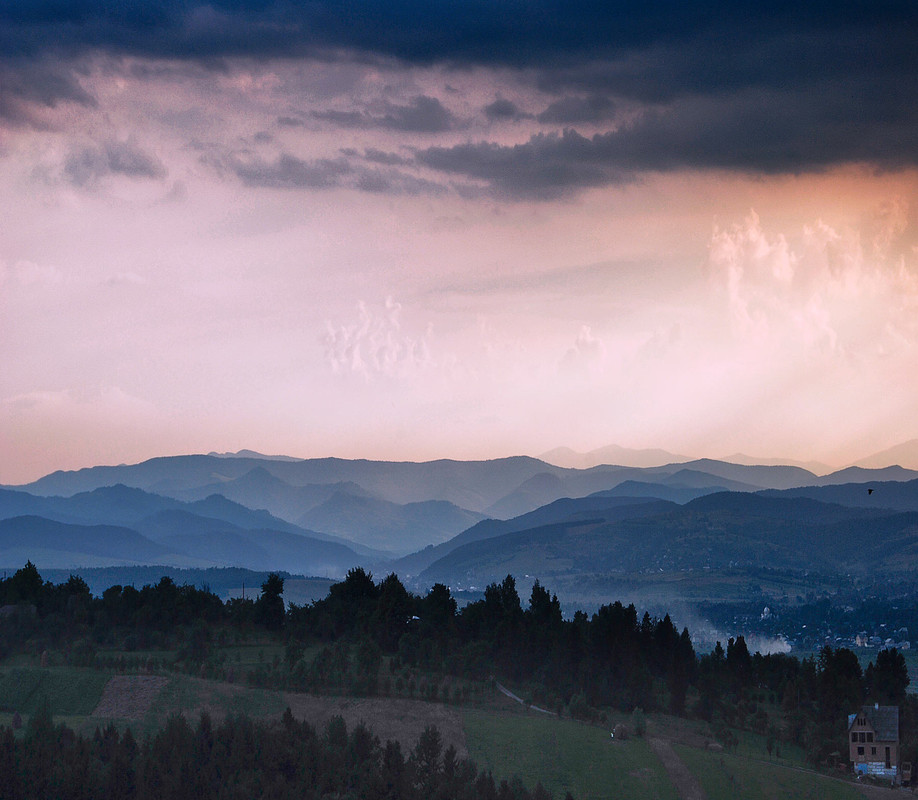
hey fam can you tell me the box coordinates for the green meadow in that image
[462,708,678,800]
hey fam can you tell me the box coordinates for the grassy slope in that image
[0,667,111,716]
[462,708,678,800]
[0,659,871,800]
[675,745,864,800]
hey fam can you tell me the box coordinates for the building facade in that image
[848,704,899,782]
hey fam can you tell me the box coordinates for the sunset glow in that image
[2,2,917,483]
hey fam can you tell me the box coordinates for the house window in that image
[858,746,865,756]
[860,732,866,743]
[867,732,873,742]
[872,747,877,756]
[852,733,858,742]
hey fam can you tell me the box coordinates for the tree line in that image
[2,562,916,768]
[0,702,558,800]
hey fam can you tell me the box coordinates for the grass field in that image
[462,708,678,800]
[148,674,286,725]
[675,744,864,800]
[0,667,111,716]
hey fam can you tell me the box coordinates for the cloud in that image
[537,94,615,124]
[0,59,96,126]
[228,152,351,189]
[64,137,167,186]
[484,98,529,122]
[277,115,305,127]
[223,149,446,195]
[418,129,633,199]
[420,78,918,199]
[313,94,454,132]
[323,297,434,379]
[353,167,446,196]
[363,148,409,166]
[707,206,918,357]
[2,4,915,182]
[559,325,606,376]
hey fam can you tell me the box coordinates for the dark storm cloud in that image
[418,130,628,200]
[0,60,96,124]
[64,138,166,185]
[484,98,529,122]
[3,1,915,179]
[354,167,446,195]
[225,149,444,195]
[229,153,351,189]
[364,148,410,166]
[2,2,910,83]
[419,82,918,199]
[313,95,454,132]
[537,94,615,124]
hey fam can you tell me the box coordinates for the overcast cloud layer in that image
[1,1,917,481]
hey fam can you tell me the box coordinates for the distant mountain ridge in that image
[414,490,906,589]
[539,444,691,469]
[6,451,918,586]
[854,439,918,470]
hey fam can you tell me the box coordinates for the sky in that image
[1,1,918,484]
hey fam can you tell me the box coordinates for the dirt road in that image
[648,737,708,800]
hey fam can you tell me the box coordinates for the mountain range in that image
[5,451,918,601]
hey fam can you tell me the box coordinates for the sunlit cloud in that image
[323,297,435,380]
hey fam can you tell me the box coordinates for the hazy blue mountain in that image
[0,484,175,528]
[539,444,691,469]
[0,487,59,520]
[0,483,281,531]
[639,459,817,490]
[760,478,918,512]
[0,483,376,561]
[207,449,305,462]
[484,472,571,519]
[416,491,893,588]
[590,481,722,504]
[134,509,248,541]
[10,454,836,521]
[297,491,487,556]
[0,516,178,569]
[393,496,675,578]
[814,466,918,485]
[168,466,377,523]
[153,527,359,579]
[13,454,556,511]
[657,469,762,492]
[719,453,833,473]
[854,439,918,470]
[0,509,363,577]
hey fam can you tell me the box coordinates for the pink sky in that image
[2,6,917,484]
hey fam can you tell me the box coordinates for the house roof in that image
[850,705,899,741]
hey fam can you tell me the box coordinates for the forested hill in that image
[3,562,918,772]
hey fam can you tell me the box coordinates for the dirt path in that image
[92,675,169,720]
[494,681,556,715]
[649,738,708,800]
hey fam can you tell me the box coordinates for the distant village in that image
[696,598,917,656]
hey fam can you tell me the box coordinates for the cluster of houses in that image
[854,629,911,650]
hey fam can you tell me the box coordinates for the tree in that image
[256,573,284,630]
[412,726,442,794]
[868,647,909,704]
